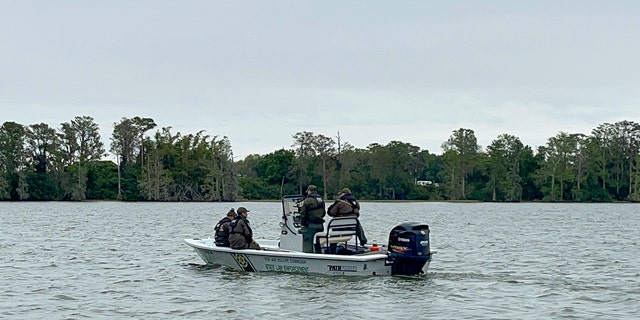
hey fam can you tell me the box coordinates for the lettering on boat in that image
[327,265,357,272]
[264,264,309,273]
[263,256,309,273]
[263,257,308,264]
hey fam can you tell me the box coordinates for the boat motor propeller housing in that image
[387,222,431,276]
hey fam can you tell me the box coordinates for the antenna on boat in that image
[280,176,285,198]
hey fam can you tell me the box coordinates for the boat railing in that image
[314,216,361,254]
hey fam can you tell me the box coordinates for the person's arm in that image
[327,200,338,216]
[242,220,253,242]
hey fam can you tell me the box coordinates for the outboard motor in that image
[388,222,431,276]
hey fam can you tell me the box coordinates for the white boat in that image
[184,195,434,276]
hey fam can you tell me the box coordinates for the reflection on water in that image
[1,201,639,319]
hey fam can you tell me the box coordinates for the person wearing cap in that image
[214,208,237,247]
[299,185,326,253]
[229,207,261,250]
[328,187,368,245]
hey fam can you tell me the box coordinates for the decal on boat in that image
[327,265,357,272]
[389,245,409,253]
[263,256,310,273]
[232,253,256,272]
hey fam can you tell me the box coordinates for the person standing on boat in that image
[299,185,326,253]
[214,208,236,247]
[328,188,368,245]
[229,207,261,250]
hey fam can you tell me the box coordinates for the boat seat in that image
[314,216,362,253]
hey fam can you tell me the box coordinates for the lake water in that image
[1,201,639,319]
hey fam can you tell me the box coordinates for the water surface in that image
[1,201,638,319]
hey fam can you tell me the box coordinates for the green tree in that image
[291,131,318,193]
[441,128,480,200]
[201,135,236,201]
[59,116,105,200]
[536,132,578,201]
[147,127,180,200]
[85,160,118,199]
[486,134,524,201]
[368,143,394,199]
[111,118,138,199]
[312,133,336,199]
[238,149,297,199]
[132,116,157,168]
[24,123,62,200]
[364,141,422,199]
[110,117,156,200]
[570,134,589,201]
[0,122,27,200]
[589,123,614,191]
[613,120,640,200]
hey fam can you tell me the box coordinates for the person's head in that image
[237,207,250,216]
[339,187,352,196]
[226,208,236,218]
[306,185,317,194]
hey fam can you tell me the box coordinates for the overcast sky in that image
[2,1,639,159]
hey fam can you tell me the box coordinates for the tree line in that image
[1,116,639,202]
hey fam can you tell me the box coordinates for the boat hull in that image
[184,238,418,276]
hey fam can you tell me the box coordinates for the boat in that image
[184,195,434,276]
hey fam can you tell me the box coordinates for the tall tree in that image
[291,131,318,193]
[441,128,480,199]
[571,134,589,201]
[0,122,27,199]
[368,143,394,198]
[132,116,157,168]
[202,135,236,201]
[519,145,543,201]
[111,118,138,169]
[487,134,524,201]
[536,132,577,201]
[334,132,357,191]
[59,116,105,200]
[312,133,336,199]
[110,117,156,200]
[24,123,61,200]
[139,127,175,200]
[589,123,614,191]
[613,120,640,199]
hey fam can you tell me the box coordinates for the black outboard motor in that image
[388,222,431,276]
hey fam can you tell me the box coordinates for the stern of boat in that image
[387,222,432,276]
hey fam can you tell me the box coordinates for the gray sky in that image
[2,1,639,159]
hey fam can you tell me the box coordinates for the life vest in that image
[341,194,359,214]
[230,216,253,240]
[214,217,233,246]
[303,193,326,223]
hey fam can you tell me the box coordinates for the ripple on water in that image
[2,202,640,319]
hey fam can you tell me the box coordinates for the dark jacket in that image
[229,216,254,249]
[328,194,360,217]
[214,216,234,247]
[300,192,326,226]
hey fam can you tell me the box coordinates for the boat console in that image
[279,195,305,252]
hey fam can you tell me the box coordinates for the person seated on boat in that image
[327,188,368,245]
[214,208,236,247]
[299,185,326,253]
[229,207,261,250]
